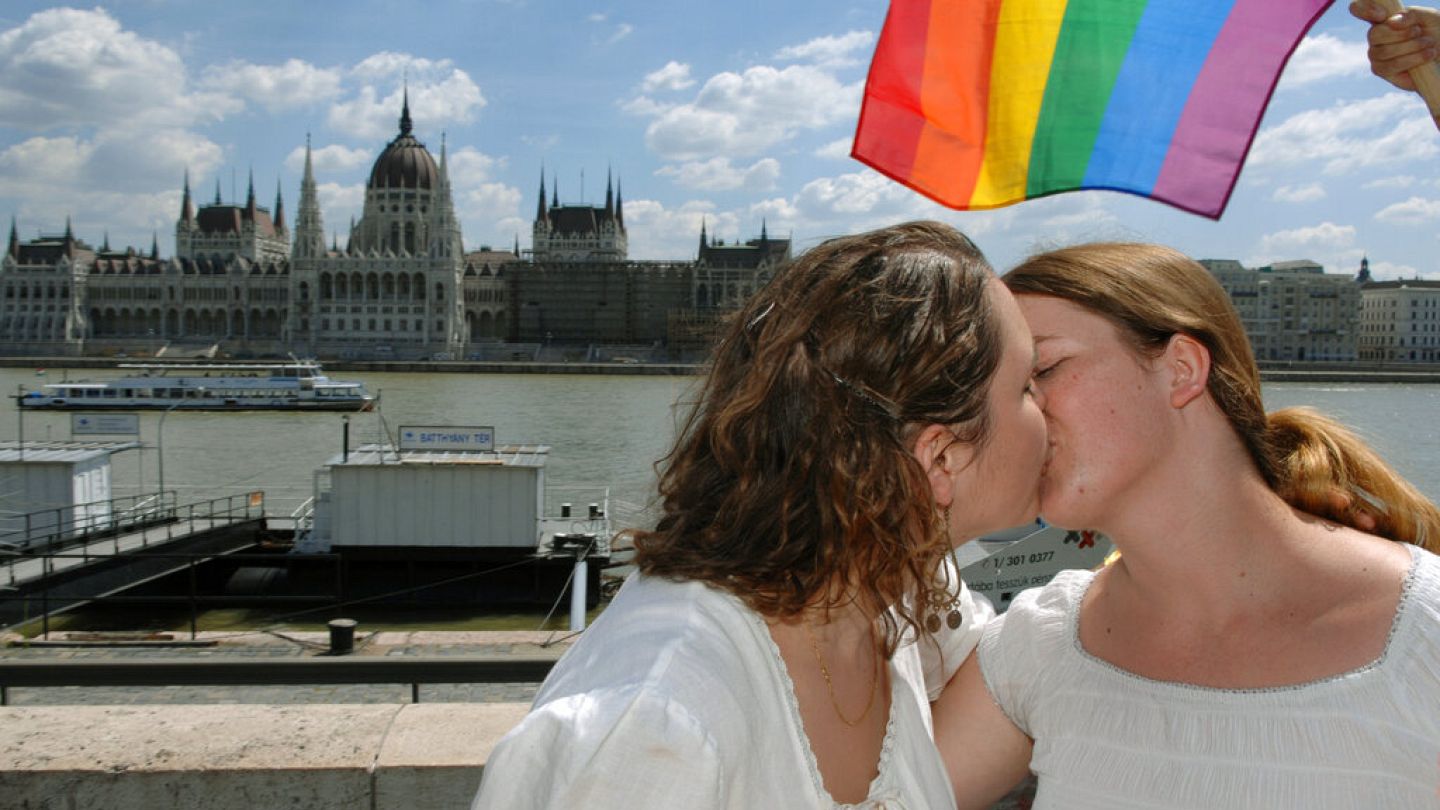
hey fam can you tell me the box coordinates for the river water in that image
[4,368,1438,632]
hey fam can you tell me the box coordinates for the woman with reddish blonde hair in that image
[937,242,1440,809]
[474,220,1048,809]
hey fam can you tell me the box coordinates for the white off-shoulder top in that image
[979,543,1440,809]
[474,566,992,810]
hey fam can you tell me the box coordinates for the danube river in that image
[4,367,1439,632]
[4,368,1440,525]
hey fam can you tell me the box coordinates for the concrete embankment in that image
[0,630,555,809]
[0,702,526,810]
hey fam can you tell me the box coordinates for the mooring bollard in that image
[327,618,357,655]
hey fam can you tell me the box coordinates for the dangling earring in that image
[925,507,954,634]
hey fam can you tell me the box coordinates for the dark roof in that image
[547,205,620,235]
[1363,279,1440,291]
[196,204,278,237]
[369,133,437,190]
[14,238,93,265]
[699,237,791,269]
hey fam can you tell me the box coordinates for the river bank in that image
[6,356,1440,382]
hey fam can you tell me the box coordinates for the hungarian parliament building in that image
[0,99,790,361]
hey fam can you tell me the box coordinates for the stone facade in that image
[1358,278,1440,362]
[0,102,791,360]
[1200,258,1361,362]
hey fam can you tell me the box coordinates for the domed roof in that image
[368,97,437,190]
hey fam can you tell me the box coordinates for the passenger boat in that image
[18,361,375,412]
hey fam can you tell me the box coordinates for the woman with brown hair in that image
[936,242,1440,809]
[474,220,1048,809]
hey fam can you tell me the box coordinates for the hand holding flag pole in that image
[1364,0,1440,129]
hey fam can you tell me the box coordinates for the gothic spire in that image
[699,217,707,253]
[514,233,520,257]
[214,179,222,205]
[760,218,768,243]
[399,82,413,136]
[101,230,110,252]
[615,177,624,230]
[150,231,159,260]
[605,167,614,216]
[295,133,326,258]
[551,176,559,209]
[245,168,256,213]
[180,170,195,224]
[7,214,18,260]
[274,180,286,231]
[536,166,547,221]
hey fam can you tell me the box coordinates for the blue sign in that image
[398,425,495,452]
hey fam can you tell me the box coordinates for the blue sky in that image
[1,1,1436,278]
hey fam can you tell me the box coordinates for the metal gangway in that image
[0,492,269,633]
[1,491,265,588]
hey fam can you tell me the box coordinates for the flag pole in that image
[1375,0,1440,130]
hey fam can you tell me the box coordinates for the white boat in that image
[18,361,375,412]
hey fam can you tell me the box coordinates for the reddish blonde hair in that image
[1004,242,1440,551]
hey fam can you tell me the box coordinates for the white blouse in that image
[474,567,992,810]
[979,543,1440,809]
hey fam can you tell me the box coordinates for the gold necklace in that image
[803,618,880,728]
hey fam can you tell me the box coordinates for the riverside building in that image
[1358,275,1440,363]
[1200,258,1361,362]
[0,99,789,361]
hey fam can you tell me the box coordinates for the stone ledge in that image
[0,702,530,810]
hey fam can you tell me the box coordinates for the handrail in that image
[0,490,180,551]
[2,491,265,585]
[0,655,560,705]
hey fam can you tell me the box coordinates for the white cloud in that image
[284,144,372,175]
[326,54,485,141]
[814,138,852,160]
[0,131,222,201]
[638,64,861,160]
[655,157,780,192]
[317,183,365,243]
[462,183,523,221]
[608,23,635,45]
[588,13,633,46]
[1271,182,1326,203]
[1253,222,1356,264]
[447,147,505,188]
[641,62,695,93]
[0,137,94,189]
[1364,175,1417,190]
[0,7,237,131]
[1366,259,1422,280]
[775,31,876,68]
[201,59,344,112]
[1375,196,1440,224]
[1250,94,1440,174]
[1279,34,1369,88]
[623,198,740,260]
[794,169,927,217]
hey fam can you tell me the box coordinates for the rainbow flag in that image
[853,0,1332,219]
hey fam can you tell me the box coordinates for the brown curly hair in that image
[630,221,1005,654]
[1005,242,1440,551]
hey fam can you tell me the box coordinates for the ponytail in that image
[1267,407,1440,553]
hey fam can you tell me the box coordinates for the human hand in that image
[1349,1,1440,91]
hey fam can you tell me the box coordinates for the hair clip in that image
[1351,486,1389,515]
[829,372,901,422]
[747,301,775,331]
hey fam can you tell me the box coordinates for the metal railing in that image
[0,655,559,706]
[0,491,180,554]
[2,491,266,586]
